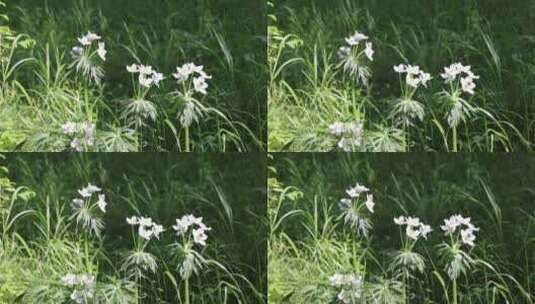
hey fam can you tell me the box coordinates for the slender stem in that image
[184,278,190,304]
[452,126,458,152]
[403,268,408,304]
[184,126,190,152]
[452,278,458,304]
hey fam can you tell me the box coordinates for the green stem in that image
[452,126,457,152]
[185,278,190,304]
[403,269,408,304]
[452,278,458,304]
[185,126,190,152]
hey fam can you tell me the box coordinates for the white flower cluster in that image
[72,31,106,61]
[393,64,432,88]
[440,214,479,247]
[61,122,95,152]
[339,182,375,237]
[440,63,480,95]
[394,216,432,240]
[126,216,165,240]
[61,273,95,304]
[329,273,363,304]
[172,214,212,246]
[126,64,165,88]
[72,183,106,213]
[172,62,212,95]
[338,30,374,86]
[342,182,374,213]
[341,31,374,61]
[328,122,364,152]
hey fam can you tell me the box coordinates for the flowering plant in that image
[338,182,375,237]
[61,273,95,304]
[70,183,107,237]
[70,31,107,84]
[171,62,212,151]
[438,214,479,304]
[439,63,480,151]
[328,121,364,152]
[338,31,374,86]
[328,273,363,304]
[61,122,96,152]
[390,64,431,151]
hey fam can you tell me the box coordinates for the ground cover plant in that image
[268,0,535,151]
[268,153,535,303]
[0,0,266,151]
[0,153,266,303]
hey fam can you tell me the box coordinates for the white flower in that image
[461,76,476,95]
[460,228,476,246]
[419,224,432,239]
[97,194,107,213]
[406,65,421,75]
[393,216,406,225]
[345,31,368,46]
[346,183,369,198]
[61,274,80,286]
[138,217,153,227]
[78,36,91,46]
[364,42,374,61]
[138,74,154,88]
[419,72,432,87]
[78,31,101,46]
[406,73,421,88]
[138,224,153,240]
[85,32,101,43]
[97,42,106,61]
[151,72,165,87]
[329,122,345,136]
[193,76,209,94]
[405,216,421,227]
[138,65,154,75]
[329,273,345,286]
[393,64,407,73]
[79,273,94,287]
[126,64,139,73]
[193,228,208,246]
[364,194,374,213]
[151,224,165,239]
[78,183,101,198]
[406,224,421,240]
[62,122,78,135]
[126,216,139,225]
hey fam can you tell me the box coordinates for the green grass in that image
[0,0,266,151]
[0,153,266,303]
[268,0,535,151]
[268,153,535,303]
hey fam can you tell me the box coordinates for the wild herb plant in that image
[268,0,534,152]
[0,154,265,303]
[0,0,265,152]
[269,154,535,303]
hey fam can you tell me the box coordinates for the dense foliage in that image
[268,0,535,151]
[0,153,266,303]
[269,153,535,303]
[0,0,266,151]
